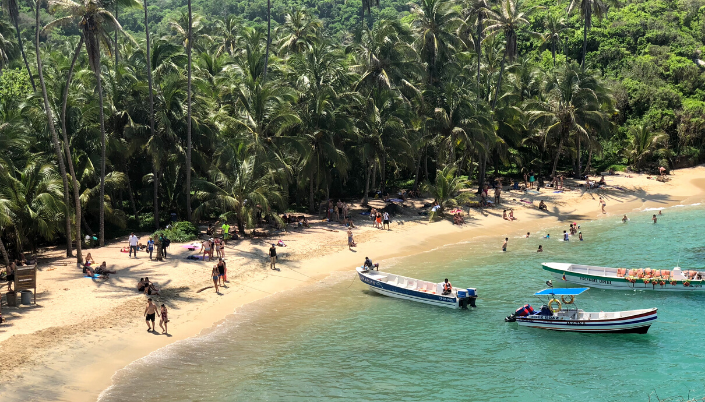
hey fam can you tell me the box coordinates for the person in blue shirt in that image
[147,237,155,260]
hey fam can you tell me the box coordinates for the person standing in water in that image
[622,214,628,223]
[652,214,657,223]
[537,245,543,252]
[502,238,508,252]
[599,197,606,214]
[579,232,583,241]
[563,230,569,241]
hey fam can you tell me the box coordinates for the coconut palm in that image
[193,151,283,234]
[626,125,668,169]
[410,0,461,85]
[214,14,239,56]
[186,0,193,221]
[540,14,570,67]
[483,0,533,109]
[143,0,158,228]
[567,0,609,70]
[35,0,73,256]
[526,62,611,177]
[423,165,468,214]
[276,7,321,55]
[1,0,35,90]
[0,19,13,71]
[49,0,137,246]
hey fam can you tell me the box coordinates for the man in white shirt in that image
[128,233,139,258]
[382,212,390,230]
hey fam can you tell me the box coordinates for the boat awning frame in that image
[534,288,589,296]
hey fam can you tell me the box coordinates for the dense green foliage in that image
[1,0,705,262]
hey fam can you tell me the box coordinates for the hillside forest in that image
[1,0,705,263]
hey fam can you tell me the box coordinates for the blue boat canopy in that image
[534,288,589,296]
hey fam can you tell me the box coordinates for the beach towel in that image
[360,212,370,215]
[84,274,102,279]
[553,190,563,193]
[187,255,205,260]
[388,198,404,203]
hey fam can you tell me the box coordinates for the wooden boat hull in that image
[516,308,657,334]
[356,268,476,309]
[543,263,705,292]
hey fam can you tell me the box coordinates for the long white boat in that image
[356,267,478,309]
[542,262,705,291]
[506,288,657,334]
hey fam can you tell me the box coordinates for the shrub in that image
[153,221,199,243]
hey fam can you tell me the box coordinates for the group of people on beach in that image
[369,208,391,230]
[126,232,170,261]
[201,238,226,261]
[144,298,168,334]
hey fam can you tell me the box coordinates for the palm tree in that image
[526,62,611,177]
[0,19,13,71]
[49,0,134,246]
[540,14,570,67]
[360,0,380,29]
[186,0,193,221]
[1,0,35,90]
[483,0,532,109]
[410,0,461,85]
[214,14,239,56]
[276,7,321,55]
[193,151,283,235]
[263,0,271,80]
[35,0,72,256]
[626,125,668,169]
[423,165,468,214]
[567,0,609,70]
[143,0,158,228]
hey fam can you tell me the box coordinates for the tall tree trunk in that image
[36,0,72,257]
[125,165,138,217]
[581,8,590,70]
[371,162,376,192]
[82,213,94,236]
[476,12,483,101]
[10,1,35,91]
[380,153,386,193]
[492,52,506,110]
[477,151,486,193]
[583,147,593,176]
[263,0,271,80]
[0,237,9,268]
[412,152,422,191]
[308,172,315,213]
[96,65,106,246]
[423,150,429,181]
[576,135,582,178]
[552,39,556,67]
[186,0,193,222]
[61,36,84,264]
[153,166,160,229]
[551,138,563,178]
[114,2,119,77]
[363,163,371,205]
[144,0,156,227]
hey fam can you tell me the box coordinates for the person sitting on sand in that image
[348,229,356,250]
[537,245,543,252]
[85,253,95,266]
[508,210,516,221]
[503,210,509,220]
[138,278,147,292]
[622,214,628,223]
[442,279,453,295]
[538,200,547,211]
[145,282,161,296]
[95,261,116,275]
[598,176,606,186]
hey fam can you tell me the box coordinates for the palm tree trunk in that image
[363,163,371,205]
[477,146,487,193]
[82,213,94,236]
[576,135,582,178]
[552,39,556,67]
[153,165,160,229]
[36,1,72,257]
[11,10,35,91]
[96,66,106,246]
[492,52,506,110]
[476,12,483,101]
[581,8,590,70]
[583,147,593,176]
[380,153,386,193]
[186,0,193,222]
[0,237,9,268]
[61,36,84,264]
[115,2,119,77]
[412,152,421,191]
[125,165,138,217]
[551,138,563,177]
[308,173,315,213]
[371,162,376,192]
[263,0,271,80]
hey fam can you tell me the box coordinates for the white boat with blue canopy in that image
[505,288,657,334]
[356,266,478,309]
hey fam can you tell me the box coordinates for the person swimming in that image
[537,245,543,253]
[622,214,628,222]
[544,234,550,239]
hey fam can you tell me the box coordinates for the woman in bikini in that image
[159,304,169,334]
[219,238,225,258]
[202,240,211,261]
[211,266,220,293]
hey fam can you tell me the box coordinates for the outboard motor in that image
[457,288,478,309]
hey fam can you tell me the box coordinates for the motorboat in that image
[542,262,705,291]
[356,266,477,309]
[505,288,657,334]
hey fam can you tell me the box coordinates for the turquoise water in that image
[99,204,705,402]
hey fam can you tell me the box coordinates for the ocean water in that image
[99,204,705,402]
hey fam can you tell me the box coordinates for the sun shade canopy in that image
[534,288,589,296]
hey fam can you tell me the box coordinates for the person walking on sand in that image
[147,237,155,260]
[502,238,508,252]
[348,229,356,250]
[144,298,158,332]
[128,232,139,258]
[652,214,657,224]
[269,244,278,270]
[211,266,220,293]
[217,258,227,286]
[383,211,390,230]
[494,187,501,204]
[159,304,169,334]
[599,197,606,214]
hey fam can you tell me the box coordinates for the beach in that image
[2,167,705,402]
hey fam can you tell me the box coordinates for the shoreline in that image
[1,167,705,401]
